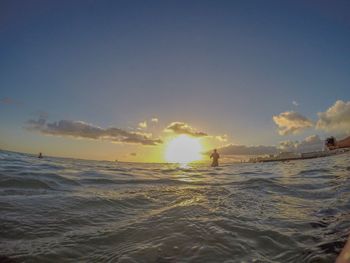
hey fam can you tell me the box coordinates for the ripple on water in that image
[0,150,350,262]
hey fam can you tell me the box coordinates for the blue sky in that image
[1,0,350,161]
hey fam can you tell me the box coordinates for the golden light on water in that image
[165,135,203,164]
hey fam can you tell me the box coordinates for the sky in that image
[1,0,350,162]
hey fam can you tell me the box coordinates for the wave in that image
[1,150,350,262]
[0,178,53,189]
[297,168,331,176]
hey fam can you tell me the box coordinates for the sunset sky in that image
[1,0,350,162]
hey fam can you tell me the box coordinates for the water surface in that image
[1,150,350,262]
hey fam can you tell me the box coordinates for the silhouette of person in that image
[210,149,220,167]
[38,152,43,159]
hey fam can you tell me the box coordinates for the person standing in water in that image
[210,149,220,167]
[38,152,43,159]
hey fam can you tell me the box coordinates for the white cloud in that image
[316,100,350,134]
[164,122,208,137]
[26,118,162,146]
[215,134,228,142]
[273,111,313,135]
[138,121,147,129]
[292,100,299,106]
[151,118,159,123]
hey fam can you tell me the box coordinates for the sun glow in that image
[165,135,203,163]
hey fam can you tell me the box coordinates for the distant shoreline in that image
[251,149,350,163]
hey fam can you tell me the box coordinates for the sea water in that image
[1,150,350,262]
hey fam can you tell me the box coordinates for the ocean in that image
[1,150,350,263]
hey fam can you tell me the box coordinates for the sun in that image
[165,135,203,163]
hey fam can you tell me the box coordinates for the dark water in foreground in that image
[1,150,350,262]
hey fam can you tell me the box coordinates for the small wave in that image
[0,178,53,189]
[238,177,279,188]
[298,168,331,176]
[17,172,80,186]
[238,171,273,176]
[79,178,190,186]
[37,163,65,170]
[79,178,119,185]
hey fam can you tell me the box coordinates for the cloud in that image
[292,100,299,106]
[215,134,228,142]
[151,118,159,123]
[217,144,278,156]
[217,135,324,156]
[297,135,324,152]
[278,135,324,153]
[278,140,298,151]
[316,100,350,134]
[27,117,47,130]
[26,118,162,146]
[273,111,313,135]
[138,121,147,129]
[164,122,208,137]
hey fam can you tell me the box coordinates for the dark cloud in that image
[26,118,162,146]
[165,122,208,137]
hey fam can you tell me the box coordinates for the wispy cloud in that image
[214,134,228,142]
[26,118,162,146]
[292,100,299,106]
[164,122,208,137]
[0,97,21,105]
[273,111,313,135]
[316,100,350,134]
[151,118,159,123]
[164,121,228,141]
